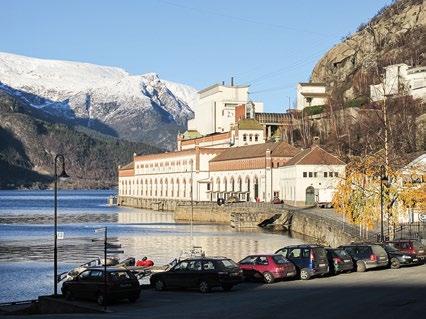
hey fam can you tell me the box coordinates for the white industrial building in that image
[370,64,426,102]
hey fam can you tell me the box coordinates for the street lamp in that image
[380,165,388,242]
[53,154,69,296]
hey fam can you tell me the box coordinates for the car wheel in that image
[222,284,233,292]
[64,289,74,301]
[300,268,311,280]
[390,258,401,269]
[356,261,366,272]
[96,293,106,306]
[154,279,166,291]
[199,281,211,293]
[263,271,275,284]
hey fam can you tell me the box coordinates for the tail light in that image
[370,254,378,262]
[333,257,343,264]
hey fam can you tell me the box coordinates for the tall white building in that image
[296,82,327,110]
[370,64,426,102]
[188,82,263,135]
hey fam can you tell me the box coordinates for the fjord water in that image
[0,190,304,302]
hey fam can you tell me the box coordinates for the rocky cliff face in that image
[0,52,197,149]
[311,0,425,100]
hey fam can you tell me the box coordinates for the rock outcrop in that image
[311,0,425,100]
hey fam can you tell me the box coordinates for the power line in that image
[156,0,338,39]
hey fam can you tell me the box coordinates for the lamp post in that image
[379,165,388,242]
[53,154,69,296]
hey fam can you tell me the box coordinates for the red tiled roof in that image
[285,146,345,166]
[210,142,299,162]
[119,162,134,170]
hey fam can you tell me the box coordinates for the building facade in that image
[370,64,426,102]
[278,146,346,206]
[296,82,328,110]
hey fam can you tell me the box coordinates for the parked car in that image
[377,243,423,269]
[275,244,329,280]
[385,239,425,261]
[226,196,240,204]
[150,257,243,293]
[238,254,297,283]
[325,248,354,275]
[61,267,141,305]
[338,244,388,272]
[271,197,283,204]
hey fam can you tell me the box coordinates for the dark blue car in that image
[275,244,329,280]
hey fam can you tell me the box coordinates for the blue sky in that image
[1,0,390,112]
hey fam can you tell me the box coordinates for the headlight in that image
[402,255,412,259]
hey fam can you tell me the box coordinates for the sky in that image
[0,0,391,112]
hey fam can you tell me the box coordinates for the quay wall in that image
[118,196,360,247]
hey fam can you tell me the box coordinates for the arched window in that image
[176,179,180,198]
[165,179,168,197]
[243,134,247,141]
[249,134,253,142]
[171,179,174,197]
[223,177,228,192]
[255,134,259,142]
[230,177,235,192]
[238,176,242,192]
[216,177,221,192]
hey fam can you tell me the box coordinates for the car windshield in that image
[272,255,288,264]
[334,249,349,257]
[372,245,387,256]
[382,244,399,252]
[218,259,238,269]
[313,248,326,258]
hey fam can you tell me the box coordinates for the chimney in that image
[231,77,234,86]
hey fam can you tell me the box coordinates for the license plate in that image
[344,260,350,262]
[319,263,326,267]
[380,257,386,260]
[419,250,424,253]
[413,259,418,262]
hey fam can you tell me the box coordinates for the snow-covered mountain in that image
[0,52,197,148]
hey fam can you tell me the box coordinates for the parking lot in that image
[8,264,426,319]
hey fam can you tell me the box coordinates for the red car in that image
[238,254,297,283]
[386,240,425,261]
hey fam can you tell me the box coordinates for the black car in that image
[275,244,329,280]
[338,244,388,272]
[150,257,243,293]
[325,248,354,275]
[377,243,423,269]
[61,267,141,305]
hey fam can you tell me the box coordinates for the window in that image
[255,256,268,265]
[334,172,338,177]
[78,270,91,281]
[207,183,211,191]
[239,256,256,265]
[188,260,202,271]
[249,134,253,141]
[174,261,189,271]
[276,248,288,257]
[110,271,132,281]
[203,261,216,270]
[288,248,302,258]
[303,172,307,178]
[314,172,318,178]
[308,172,313,177]
[243,134,247,141]
[255,134,259,142]
[272,255,289,264]
[329,172,333,177]
[324,172,328,177]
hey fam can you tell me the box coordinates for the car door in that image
[72,270,92,299]
[85,270,104,300]
[287,248,303,269]
[238,256,256,277]
[254,256,269,275]
[186,260,203,288]
[165,260,190,288]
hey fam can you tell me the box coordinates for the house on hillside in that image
[296,82,328,110]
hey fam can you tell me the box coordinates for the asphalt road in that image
[7,265,426,319]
